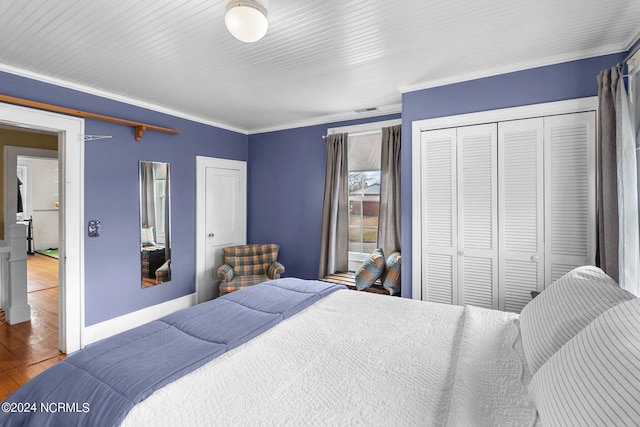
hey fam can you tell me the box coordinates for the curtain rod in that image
[322,129,383,139]
[0,94,180,141]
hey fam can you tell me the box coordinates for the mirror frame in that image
[139,160,172,288]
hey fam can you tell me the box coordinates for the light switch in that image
[88,220,101,237]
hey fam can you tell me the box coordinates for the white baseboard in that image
[82,293,197,347]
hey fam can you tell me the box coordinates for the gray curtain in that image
[596,65,623,282]
[161,163,171,262]
[318,133,349,278]
[377,124,402,256]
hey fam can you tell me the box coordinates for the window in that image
[348,133,381,270]
[625,50,640,295]
[154,178,167,244]
[629,50,640,122]
[328,118,400,271]
[16,163,29,222]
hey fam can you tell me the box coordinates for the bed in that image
[1,267,639,426]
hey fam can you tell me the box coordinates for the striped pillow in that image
[354,248,385,290]
[529,298,640,426]
[519,265,634,374]
[382,250,401,296]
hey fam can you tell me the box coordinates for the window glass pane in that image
[345,128,384,268]
[633,74,640,132]
[348,170,380,263]
[154,179,166,244]
[349,199,363,252]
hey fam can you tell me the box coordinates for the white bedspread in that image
[121,290,536,426]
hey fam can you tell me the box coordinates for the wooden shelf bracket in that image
[135,125,147,141]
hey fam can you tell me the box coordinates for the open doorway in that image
[0,102,84,355]
[18,152,61,356]
[0,102,83,398]
[0,139,63,398]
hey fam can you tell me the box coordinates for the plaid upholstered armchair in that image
[217,244,285,295]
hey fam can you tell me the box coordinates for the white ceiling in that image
[0,0,638,134]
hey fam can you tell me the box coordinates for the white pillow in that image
[528,297,640,426]
[519,265,634,373]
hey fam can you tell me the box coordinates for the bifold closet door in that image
[457,124,498,309]
[421,128,458,305]
[419,109,596,311]
[498,118,544,313]
[544,112,596,285]
[421,124,498,308]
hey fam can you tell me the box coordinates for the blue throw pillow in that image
[355,248,385,290]
[383,250,401,296]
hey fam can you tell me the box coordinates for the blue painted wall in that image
[0,50,630,326]
[0,71,248,326]
[399,52,626,298]
[247,114,400,280]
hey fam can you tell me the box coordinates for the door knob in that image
[208,233,215,238]
[531,255,540,262]
[459,250,466,256]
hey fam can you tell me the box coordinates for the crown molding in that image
[0,63,402,136]
[248,104,402,135]
[398,45,627,94]
[623,22,640,51]
[0,64,249,135]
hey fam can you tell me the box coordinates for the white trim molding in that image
[83,294,196,345]
[397,48,625,94]
[0,101,84,353]
[328,118,401,136]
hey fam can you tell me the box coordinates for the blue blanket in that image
[0,278,344,427]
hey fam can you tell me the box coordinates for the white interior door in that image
[457,124,498,309]
[196,157,246,303]
[421,128,458,305]
[544,112,596,285]
[498,118,544,312]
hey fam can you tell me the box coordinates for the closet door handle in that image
[459,250,466,256]
[531,255,540,262]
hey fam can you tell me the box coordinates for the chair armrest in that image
[217,264,235,282]
[268,261,285,279]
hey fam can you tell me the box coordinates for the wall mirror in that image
[139,161,171,288]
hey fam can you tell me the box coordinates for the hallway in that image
[0,253,65,400]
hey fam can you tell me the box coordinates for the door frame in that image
[0,102,84,353]
[195,156,246,303]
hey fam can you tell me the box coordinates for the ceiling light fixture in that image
[225,0,268,43]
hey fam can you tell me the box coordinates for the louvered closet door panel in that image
[457,124,498,309]
[421,128,458,304]
[498,118,544,313]
[544,112,596,288]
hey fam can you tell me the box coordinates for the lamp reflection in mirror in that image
[139,161,171,288]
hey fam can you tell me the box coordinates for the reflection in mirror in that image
[140,161,171,288]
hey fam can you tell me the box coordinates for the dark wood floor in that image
[0,253,65,400]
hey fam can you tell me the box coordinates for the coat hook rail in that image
[84,135,113,141]
[0,94,180,141]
